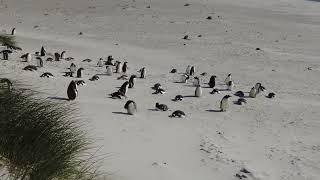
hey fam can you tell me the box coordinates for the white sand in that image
[1,0,320,179]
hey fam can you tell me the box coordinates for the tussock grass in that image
[0,34,22,50]
[0,80,105,180]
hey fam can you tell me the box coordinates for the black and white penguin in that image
[36,57,43,67]
[267,92,275,99]
[60,51,66,59]
[65,57,74,61]
[109,91,125,99]
[195,85,202,97]
[106,66,113,76]
[1,50,12,60]
[181,74,190,83]
[190,66,195,76]
[116,61,122,73]
[82,58,92,62]
[249,87,257,98]
[89,75,99,81]
[40,46,46,56]
[119,81,129,95]
[128,75,137,88]
[40,72,54,78]
[173,95,184,101]
[105,55,114,65]
[236,98,247,105]
[46,57,53,62]
[193,77,200,87]
[220,95,231,112]
[67,80,78,100]
[152,83,161,90]
[155,103,168,111]
[170,110,186,118]
[234,91,245,97]
[54,52,60,61]
[117,75,128,80]
[170,68,177,73]
[211,88,220,94]
[75,80,86,86]
[11,28,16,35]
[208,75,216,88]
[224,74,232,85]
[138,67,146,78]
[21,53,32,62]
[70,63,77,76]
[153,88,166,94]
[254,83,265,94]
[77,68,84,78]
[185,65,191,75]
[122,62,128,73]
[97,58,104,67]
[124,100,137,115]
[227,81,234,91]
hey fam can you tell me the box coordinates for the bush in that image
[0,34,22,50]
[0,80,104,180]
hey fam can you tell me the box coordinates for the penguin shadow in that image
[206,109,222,112]
[47,96,69,101]
[183,95,197,98]
[112,111,130,115]
[173,81,186,84]
[148,108,158,111]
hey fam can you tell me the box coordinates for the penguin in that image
[109,91,126,99]
[116,61,122,73]
[82,58,92,62]
[254,83,265,94]
[97,58,103,67]
[11,28,16,35]
[118,81,129,95]
[105,55,114,65]
[181,74,190,83]
[195,85,202,97]
[208,75,216,88]
[40,72,54,78]
[117,75,128,80]
[170,68,177,73]
[75,80,86,86]
[89,75,99,81]
[234,91,245,97]
[23,65,37,71]
[67,80,78,100]
[190,66,195,76]
[152,83,161,90]
[249,87,257,98]
[122,62,128,73]
[200,72,207,76]
[70,63,77,76]
[173,95,184,101]
[139,67,146,78]
[220,95,231,112]
[170,110,186,118]
[40,46,46,56]
[211,88,220,94]
[65,57,74,61]
[227,81,234,91]
[124,100,137,115]
[46,57,53,62]
[224,74,232,85]
[1,50,11,60]
[155,103,168,111]
[267,92,275,99]
[60,51,66,59]
[54,52,60,61]
[128,75,137,88]
[21,53,31,62]
[153,88,166,94]
[36,57,43,67]
[106,66,113,76]
[186,65,191,75]
[77,68,84,78]
[193,77,200,87]
[236,98,247,105]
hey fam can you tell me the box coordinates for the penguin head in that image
[224,95,232,99]
[108,55,113,60]
[228,74,231,77]
[194,77,199,80]
[78,68,84,71]
[212,75,217,79]
[155,102,159,106]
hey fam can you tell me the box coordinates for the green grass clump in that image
[0,80,104,180]
[0,34,22,50]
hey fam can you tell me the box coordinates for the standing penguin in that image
[227,81,234,91]
[77,68,84,78]
[97,58,103,67]
[11,28,16,35]
[193,77,200,87]
[254,83,265,94]
[122,62,128,73]
[67,80,78,100]
[36,57,43,67]
[249,87,257,98]
[128,75,137,88]
[106,66,113,76]
[220,95,231,112]
[116,61,122,73]
[195,85,202,97]
[118,81,129,96]
[70,63,77,77]
[225,74,232,85]
[54,52,60,61]
[40,46,46,56]
[186,65,191,75]
[60,51,66,59]
[105,56,114,65]
[139,67,146,78]
[208,75,216,88]
[124,100,137,115]
[21,53,32,62]
[181,74,190,83]
[190,66,195,76]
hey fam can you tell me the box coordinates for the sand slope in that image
[1,0,320,179]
